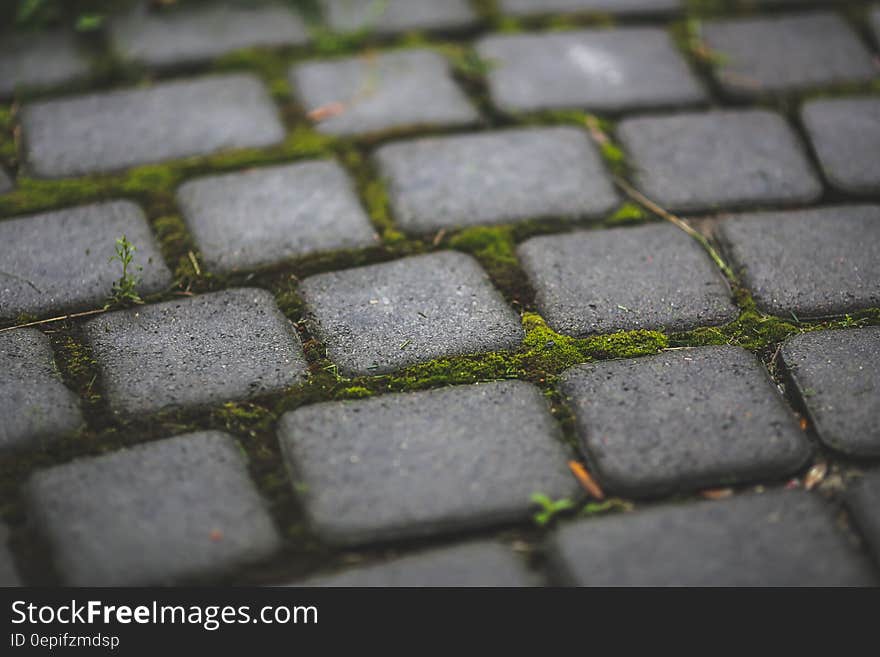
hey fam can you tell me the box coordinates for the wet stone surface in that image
[0,30,91,97]
[322,0,477,35]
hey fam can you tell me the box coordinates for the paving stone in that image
[0,168,11,194]
[22,73,285,178]
[801,97,880,195]
[177,161,378,274]
[0,329,83,452]
[619,110,822,213]
[26,431,281,586]
[846,470,880,568]
[0,30,91,97]
[715,205,880,317]
[292,49,479,136]
[299,541,535,587]
[518,223,738,336]
[278,380,577,546]
[110,2,310,68]
[476,27,706,115]
[323,0,477,35]
[375,127,618,234]
[0,523,21,586]
[702,13,876,99]
[781,328,880,457]
[549,490,877,586]
[82,288,307,415]
[0,201,172,320]
[500,0,681,16]
[560,346,811,498]
[299,252,523,376]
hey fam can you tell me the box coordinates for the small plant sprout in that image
[530,492,575,527]
[106,234,143,308]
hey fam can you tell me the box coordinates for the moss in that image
[448,225,528,301]
[607,202,649,226]
[52,334,101,405]
[335,386,373,399]
[0,105,16,168]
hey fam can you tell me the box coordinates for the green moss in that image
[607,202,649,226]
[336,386,373,399]
[52,335,101,405]
[0,106,16,167]
[448,225,526,300]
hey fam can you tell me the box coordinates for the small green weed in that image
[105,234,143,308]
[531,492,576,527]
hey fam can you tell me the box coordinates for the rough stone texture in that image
[375,127,619,234]
[0,201,172,320]
[323,0,477,34]
[619,110,822,213]
[801,97,880,195]
[715,205,880,318]
[22,74,284,178]
[477,27,706,115]
[26,431,281,586]
[781,328,880,457]
[299,252,523,376]
[110,2,310,67]
[0,523,21,586]
[279,381,577,546]
[846,470,880,568]
[560,346,811,498]
[0,329,83,452]
[82,288,307,415]
[292,49,479,136]
[0,30,91,97]
[0,168,11,194]
[518,223,738,336]
[501,0,680,15]
[299,541,536,587]
[702,13,877,99]
[549,490,877,586]
[177,161,378,274]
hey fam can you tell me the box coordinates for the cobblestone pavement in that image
[1,0,879,587]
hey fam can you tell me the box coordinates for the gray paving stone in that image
[22,74,284,178]
[82,288,307,415]
[375,127,618,234]
[0,168,11,194]
[323,0,477,35]
[299,541,536,587]
[846,470,880,568]
[715,205,880,317]
[0,201,172,320]
[0,523,21,586]
[476,27,706,115]
[299,251,523,376]
[292,49,479,136]
[177,161,378,274]
[560,346,811,498]
[549,490,877,586]
[702,13,877,99]
[26,431,281,586]
[500,0,681,16]
[781,328,880,457]
[110,2,310,68]
[0,329,83,452]
[518,223,738,336]
[279,380,577,546]
[619,110,822,213]
[801,97,880,195]
[0,30,91,97]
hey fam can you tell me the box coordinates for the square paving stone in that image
[82,288,307,415]
[846,470,880,568]
[22,73,285,178]
[0,30,91,97]
[548,490,877,586]
[801,97,880,195]
[278,380,578,546]
[781,328,880,457]
[323,0,477,35]
[0,329,84,452]
[619,110,822,213]
[299,251,523,376]
[0,201,173,320]
[560,346,811,498]
[177,161,378,274]
[292,49,479,136]
[517,223,738,336]
[715,205,880,317]
[375,127,619,234]
[500,0,681,16]
[25,431,282,586]
[110,2,310,68]
[701,13,877,99]
[0,523,21,586]
[299,541,536,587]
[476,27,706,115]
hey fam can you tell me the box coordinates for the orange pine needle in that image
[568,461,605,500]
[308,101,346,122]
